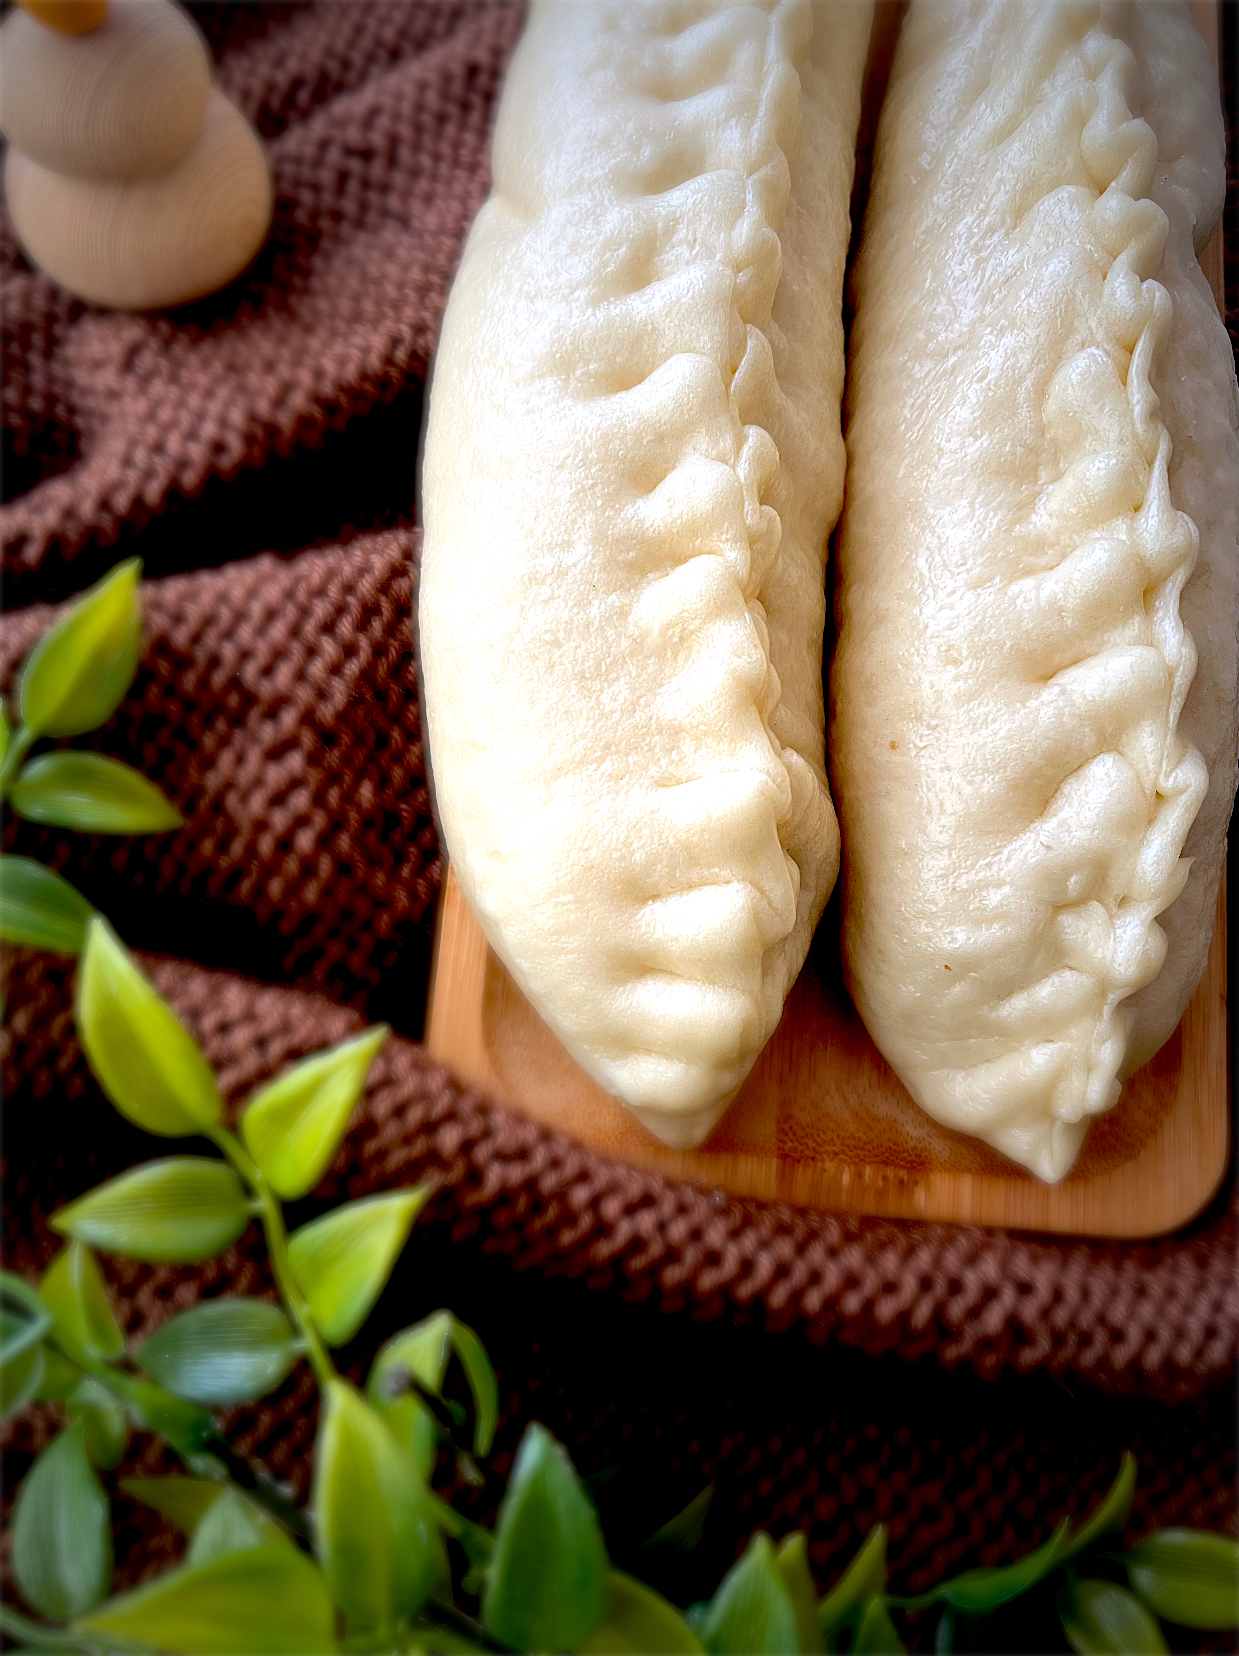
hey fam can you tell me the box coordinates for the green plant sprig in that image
[677,1455,1237,1655]
[0,560,183,960]
[2,914,1234,1656]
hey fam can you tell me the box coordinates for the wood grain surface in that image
[425,1,1231,1239]
[426,868,1228,1237]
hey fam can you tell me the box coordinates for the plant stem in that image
[0,1605,68,1649]
[208,1126,335,1390]
[420,1599,516,1655]
[0,723,36,796]
[888,1590,944,1613]
[380,1370,486,1487]
[384,1369,468,1444]
[198,1437,314,1542]
[0,1602,142,1655]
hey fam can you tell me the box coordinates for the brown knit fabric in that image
[3,948,1237,1407]
[0,529,439,1012]
[1,0,1236,1637]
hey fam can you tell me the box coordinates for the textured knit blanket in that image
[2,0,1235,1609]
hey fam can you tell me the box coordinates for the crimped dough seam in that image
[551,0,828,1026]
[835,0,1213,1181]
[987,14,1209,1146]
[423,0,854,1142]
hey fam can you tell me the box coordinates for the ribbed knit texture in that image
[2,1,1235,1638]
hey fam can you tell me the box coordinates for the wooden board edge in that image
[425,866,489,1065]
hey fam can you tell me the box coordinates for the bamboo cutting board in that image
[425,1,1231,1239]
[426,869,1227,1237]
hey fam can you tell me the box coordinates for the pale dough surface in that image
[832,0,1237,1181]
[421,0,870,1146]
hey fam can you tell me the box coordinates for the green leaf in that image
[99,1369,216,1456]
[643,1483,714,1554]
[0,1601,83,1653]
[2,1272,55,1416]
[66,1377,129,1469]
[483,1422,609,1652]
[368,1310,497,1474]
[1,1271,55,1361]
[75,1544,335,1655]
[449,1316,498,1458]
[1063,1455,1137,1563]
[0,1309,42,1373]
[428,1490,494,1590]
[136,1298,298,1404]
[1125,1529,1239,1629]
[935,1518,1070,1612]
[34,1345,83,1402]
[52,1158,250,1263]
[577,1571,705,1653]
[185,1450,229,1480]
[694,1533,799,1656]
[11,752,182,834]
[1059,1578,1169,1654]
[0,701,7,766]
[0,856,94,953]
[120,1476,226,1535]
[12,1422,112,1621]
[241,1025,389,1200]
[288,1188,427,1346]
[777,1532,824,1655]
[819,1526,887,1632]
[40,1242,124,1365]
[186,1487,292,1567]
[368,1311,452,1476]
[853,1598,906,1655]
[76,916,222,1136]
[1,1343,46,1420]
[933,1609,954,1654]
[314,1379,442,1633]
[20,560,142,739]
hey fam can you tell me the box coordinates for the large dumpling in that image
[831,0,1237,1181]
[420,1,872,1146]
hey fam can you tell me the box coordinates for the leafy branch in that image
[0,559,182,959]
[2,936,1235,1656]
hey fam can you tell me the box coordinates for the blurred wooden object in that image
[0,0,271,310]
[15,0,108,37]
